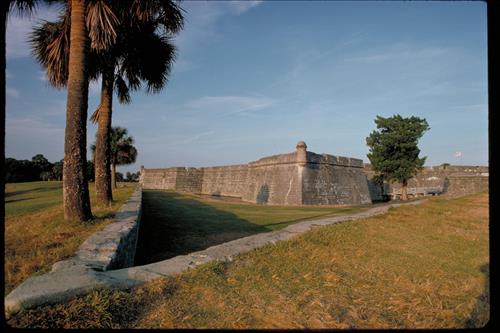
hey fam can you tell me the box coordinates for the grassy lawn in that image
[135,190,368,265]
[4,181,136,294]
[8,192,489,329]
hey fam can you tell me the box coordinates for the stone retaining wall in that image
[5,187,143,316]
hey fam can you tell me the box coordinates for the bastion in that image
[140,141,372,205]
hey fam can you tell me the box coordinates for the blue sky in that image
[6,1,488,174]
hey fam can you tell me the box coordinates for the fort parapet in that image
[140,141,372,205]
[364,164,489,200]
[140,142,488,204]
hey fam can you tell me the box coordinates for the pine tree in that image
[366,114,430,200]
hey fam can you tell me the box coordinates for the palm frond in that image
[29,12,70,88]
[156,0,185,34]
[86,0,120,52]
[125,0,184,33]
[8,0,40,17]
[114,74,131,104]
[90,103,102,124]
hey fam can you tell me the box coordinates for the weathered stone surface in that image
[141,142,372,206]
[364,164,489,200]
[68,187,142,271]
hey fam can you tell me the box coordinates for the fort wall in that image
[364,164,488,200]
[140,142,488,205]
[201,164,249,198]
[244,153,302,205]
[140,141,372,205]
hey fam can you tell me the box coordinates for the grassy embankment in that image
[8,192,489,329]
[135,190,369,264]
[5,181,136,294]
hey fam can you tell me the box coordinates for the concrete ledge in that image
[5,197,425,318]
[5,186,143,318]
[52,187,142,272]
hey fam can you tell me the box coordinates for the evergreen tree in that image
[366,114,430,200]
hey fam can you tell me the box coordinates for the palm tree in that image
[91,126,137,189]
[90,1,183,205]
[62,0,93,221]
[31,0,184,206]
[28,0,120,220]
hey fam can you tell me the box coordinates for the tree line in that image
[5,126,140,183]
[5,155,140,183]
[5,0,185,222]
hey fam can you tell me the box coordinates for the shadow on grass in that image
[135,191,270,266]
[5,197,35,204]
[465,263,490,328]
[5,184,62,198]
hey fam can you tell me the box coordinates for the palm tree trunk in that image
[1,5,6,225]
[63,0,92,221]
[94,67,114,205]
[401,179,408,201]
[111,162,117,189]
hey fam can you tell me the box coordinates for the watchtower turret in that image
[296,141,307,166]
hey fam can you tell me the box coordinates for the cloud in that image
[450,103,487,109]
[267,31,367,90]
[182,130,216,144]
[227,1,263,15]
[6,88,20,98]
[345,46,449,64]
[185,95,275,116]
[37,70,47,81]
[6,4,61,59]
[173,1,263,71]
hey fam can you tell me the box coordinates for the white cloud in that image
[182,130,216,144]
[173,1,263,71]
[37,70,47,82]
[346,46,450,64]
[267,31,367,90]
[227,1,263,15]
[451,103,487,109]
[6,88,20,98]
[6,4,61,59]
[185,95,275,116]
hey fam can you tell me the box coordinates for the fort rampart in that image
[140,141,488,204]
[140,141,372,205]
[364,164,489,200]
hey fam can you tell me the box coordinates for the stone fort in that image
[140,141,488,205]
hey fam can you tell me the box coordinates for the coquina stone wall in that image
[53,187,143,272]
[140,141,371,205]
[302,152,371,205]
[202,164,249,198]
[140,143,488,204]
[243,152,303,205]
[364,164,489,200]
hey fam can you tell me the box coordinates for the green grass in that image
[4,181,136,294]
[5,181,65,216]
[135,190,368,264]
[7,192,489,329]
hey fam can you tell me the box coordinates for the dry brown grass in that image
[4,182,136,294]
[8,192,489,329]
